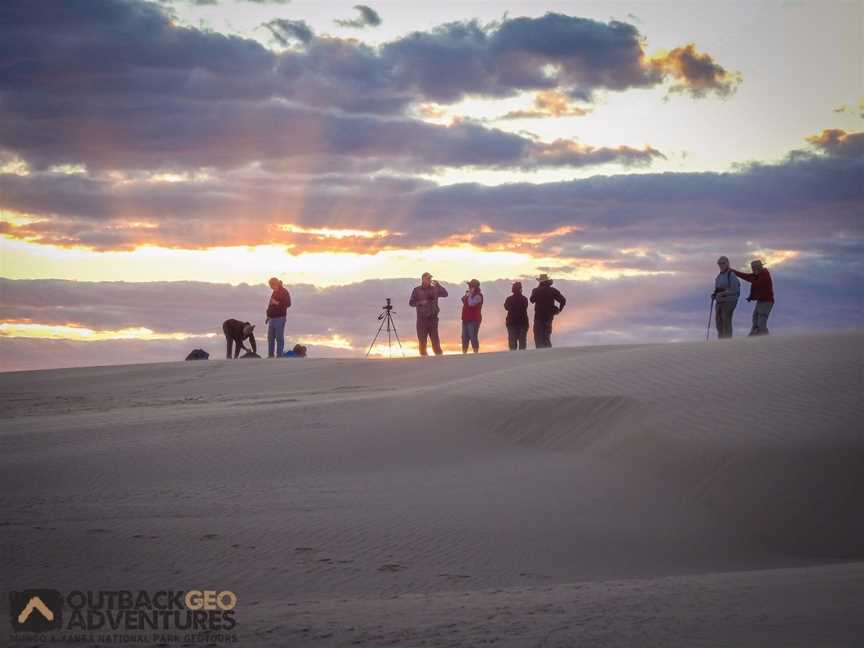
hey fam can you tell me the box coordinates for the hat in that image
[536,273,551,282]
[467,278,480,288]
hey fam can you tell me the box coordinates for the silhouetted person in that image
[530,274,566,348]
[461,279,483,353]
[409,272,448,356]
[222,319,256,359]
[733,259,774,335]
[504,281,529,350]
[713,256,740,339]
[265,277,292,357]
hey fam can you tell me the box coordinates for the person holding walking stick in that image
[712,256,740,339]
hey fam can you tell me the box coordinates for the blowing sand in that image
[1,331,863,646]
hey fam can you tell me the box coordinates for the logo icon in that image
[9,590,63,632]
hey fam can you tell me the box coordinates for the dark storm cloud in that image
[0,1,737,172]
[335,5,382,29]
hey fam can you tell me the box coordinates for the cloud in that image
[335,5,382,29]
[831,97,864,118]
[0,91,661,173]
[0,2,736,173]
[1,134,860,253]
[806,129,864,158]
[159,0,219,6]
[648,44,742,98]
[263,18,314,45]
[498,90,591,119]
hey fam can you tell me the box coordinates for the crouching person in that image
[223,319,256,359]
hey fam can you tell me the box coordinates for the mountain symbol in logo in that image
[18,596,54,624]
[9,590,63,631]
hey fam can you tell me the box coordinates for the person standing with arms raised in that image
[409,272,448,356]
[733,259,775,336]
[461,279,483,354]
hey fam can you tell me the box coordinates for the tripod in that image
[366,298,405,357]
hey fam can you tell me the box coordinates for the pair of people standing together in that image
[713,257,775,339]
[409,272,567,356]
[222,277,292,359]
[503,275,567,350]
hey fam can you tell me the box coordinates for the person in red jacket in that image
[461,278,483,353]
[265,276,292,357]
[732,259,774,336]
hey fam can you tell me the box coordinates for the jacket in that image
[714,270,740,303]
[733,269,774,302]
[267,283,292,319]
[530,282,566,320]
[409,284,448,320]
[222,318,257,353]
[461,291,483,322]
[504,294,529,327]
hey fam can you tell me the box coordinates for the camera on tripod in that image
[368,297,404,357]
[379,297,394,318]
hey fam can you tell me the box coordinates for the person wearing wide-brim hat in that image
[529,273,566,348]
[409,272,449,356]
[461,278,484,354]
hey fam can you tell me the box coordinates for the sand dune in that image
[1,331,863,646]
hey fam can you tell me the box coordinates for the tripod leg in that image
[366,313,388,356]
[388,313,406,357]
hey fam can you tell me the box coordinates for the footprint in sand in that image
[200,533,220,540]
[378,563,404,573]
[438,573,471,581]
[294,546,317,553]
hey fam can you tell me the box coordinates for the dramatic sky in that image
[0,0,862,370]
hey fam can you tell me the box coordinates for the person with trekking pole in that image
[712,256,740,339]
